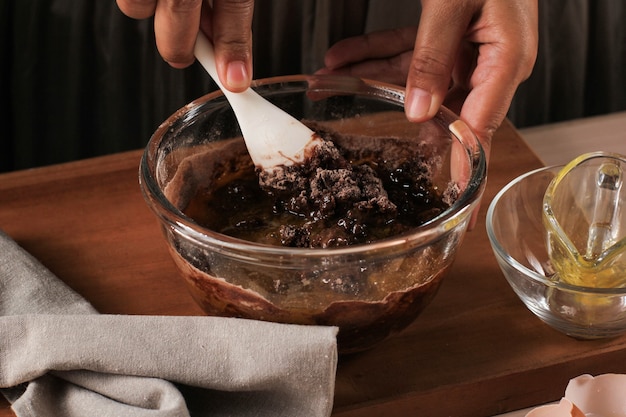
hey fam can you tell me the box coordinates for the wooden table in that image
[2,120,626,417]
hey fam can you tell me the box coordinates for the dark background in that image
[2,0,625,172]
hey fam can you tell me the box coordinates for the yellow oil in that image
[546,233,626,328]
[544,154,626,289]
[542,153,626,329]
[547,232,626,288]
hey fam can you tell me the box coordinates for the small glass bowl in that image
[487,166,626,339]
[140,74,486,353]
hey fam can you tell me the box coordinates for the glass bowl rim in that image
[140,74,486,257]
[486,165,626,296]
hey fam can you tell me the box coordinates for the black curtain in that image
[509,0,626,127]
[2,0,626,172]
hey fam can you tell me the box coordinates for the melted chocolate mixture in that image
[185,127,452,248]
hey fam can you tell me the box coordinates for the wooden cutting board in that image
[1,119,626,416]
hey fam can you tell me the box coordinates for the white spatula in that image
[194,31,321,171]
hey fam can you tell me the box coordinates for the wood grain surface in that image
[2,120,626,417]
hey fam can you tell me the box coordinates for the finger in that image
[316,51,413,86]
[456,41,537,232]
[116,0,157,19]
[211,0,254,92]
[154,0,203,68]
[448,119,481,230]
[405,1,475,123]
[458,38,537,152]
[323,27,417,71]
[454,1,538,149]
[441,41,479,119]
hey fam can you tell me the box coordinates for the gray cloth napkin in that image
[0,230,338,417]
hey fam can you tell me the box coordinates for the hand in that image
[317,0,539,155]
[116,0,255,92]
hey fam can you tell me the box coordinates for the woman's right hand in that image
[116,0,255,92]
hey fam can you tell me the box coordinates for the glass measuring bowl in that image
[543,152,626,289]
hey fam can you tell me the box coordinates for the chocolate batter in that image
[162,120,462,352]
[181,124,454,248]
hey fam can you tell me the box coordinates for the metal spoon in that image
[194,31,321,171]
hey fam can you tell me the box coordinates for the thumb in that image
[206,0,255,92]
[404,2,473,122]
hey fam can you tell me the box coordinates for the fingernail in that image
[226,61,249,90]
[406,88,432,120]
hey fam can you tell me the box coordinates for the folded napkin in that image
[0,230,338,417]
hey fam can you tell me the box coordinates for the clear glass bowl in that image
[543,152,626,289]
[487,166,626,339]
[140,74,486,353]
